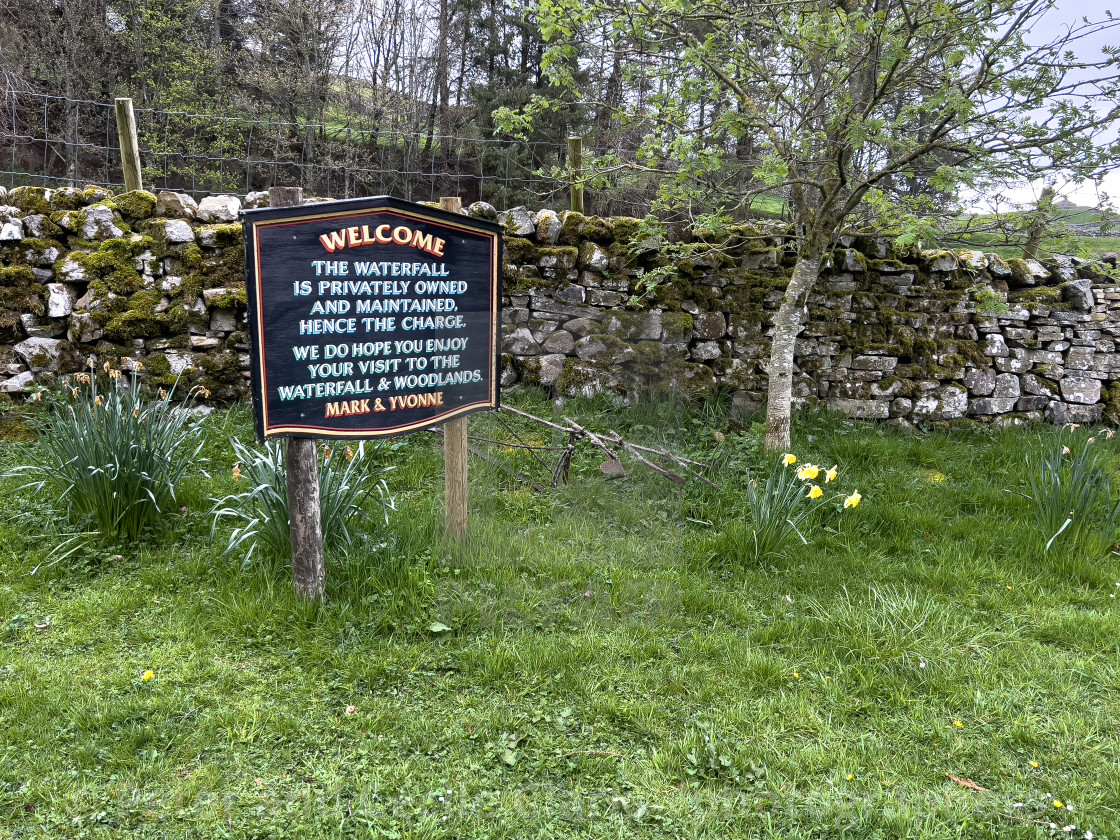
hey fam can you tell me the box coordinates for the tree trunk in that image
[1022,185,1056,260]
[764,249,823,452]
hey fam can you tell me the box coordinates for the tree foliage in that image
[525,0,1120,448]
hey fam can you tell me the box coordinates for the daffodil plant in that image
[730,454,861,562]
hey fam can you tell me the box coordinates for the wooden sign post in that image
[268,187,325,601]
[440,196,469,540]
[243,194,503,582]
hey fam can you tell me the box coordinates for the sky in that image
[1001,0,1119,208]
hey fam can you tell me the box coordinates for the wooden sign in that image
[243,196,502,440]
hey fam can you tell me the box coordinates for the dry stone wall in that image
[0,184,1117,427]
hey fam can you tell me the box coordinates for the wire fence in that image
[0,89,660,217]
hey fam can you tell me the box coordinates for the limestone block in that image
[81,205,123,239]
[982,333,1009,357]
[502,326,541,356]
[554,284,586,304]
[1016,396,1051,411]
[500,206,535,236]
[533,209,562,244]
[828,398,889,419]
[693,312,727,340]
[992,373,1021,399]
[197,194,242,223]
[1060,376,1101,404]
[14,336,64,372]
[467,201,498,221]
[542,330,575,354]
[889,397,913,417]
[156,191,198,219]
[0,371,35,393]
[46,283,78,318]
[1064,346,1094,370]
[969,397,1017,414]
[602,311,661,341]
[963,367,996,395]
[0,219,23,241]
[578,241,610,272]
[851,355,897,371]
[1062,278,1094,312]
[690,341,721,361]
[210,309,238,332]
[535,353,567,386]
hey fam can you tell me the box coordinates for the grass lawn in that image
[1,390,1119,838]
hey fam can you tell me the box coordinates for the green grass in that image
[2,392,1119,838]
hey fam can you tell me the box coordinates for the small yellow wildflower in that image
[844,490,862,509]
[141,670,155,682]
[825,465,838,482]
[1054,800,1064,809]
[846,774,854,781]
[1030,761,1039,769]
[782,453,797,467]
[232,464,241,482]
[807,484,823,500]
[797,464,820,481]
[953,719,964,728]
[793,672,801,679]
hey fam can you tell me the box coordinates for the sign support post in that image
[269,186,326,601]
[440,196,469,540]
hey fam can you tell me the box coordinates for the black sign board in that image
[243,196,502,440]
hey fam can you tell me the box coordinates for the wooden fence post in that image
[114,98,143,192]
[568,136,584,214]
[270,186,326,601]
[440,195,469,541]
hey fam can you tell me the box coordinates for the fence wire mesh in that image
[0,89,658,216]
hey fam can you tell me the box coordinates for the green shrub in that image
[1025,430,1120,552]
[7,369,203,540]
[209,439,394,568]
[720,455,862,562]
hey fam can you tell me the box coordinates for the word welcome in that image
[319,223,446,257]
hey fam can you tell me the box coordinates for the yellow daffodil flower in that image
[134,361,144,371]
[825,465,838,482]
[103,361,111,373]
[232,465,241,482]
[346,446,355,462]
[132,406,140,418]
[844,490,862,509]
[782,453,797,467]
[807,484,823,499]
[797,464,820,481]
[94,395,103,407]
[159,388,168,400]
